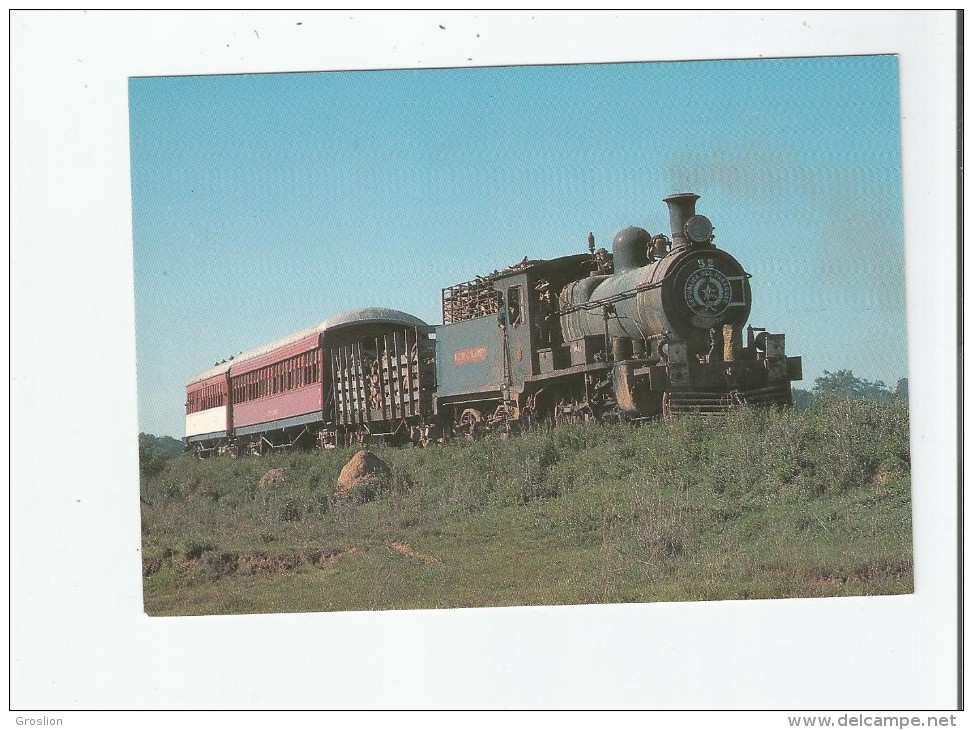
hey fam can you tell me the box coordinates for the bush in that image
[277,496,304,522]
[139,442,169,480]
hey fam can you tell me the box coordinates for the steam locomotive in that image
[185,193,802,454]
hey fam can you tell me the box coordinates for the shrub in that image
[277,496,304,522]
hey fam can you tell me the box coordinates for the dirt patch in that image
[142,556,166,577]
[851,556,913,583]
[236,547,359,575]
[871,469,903,487]
[186,485,220,502]
[179,477,220,502]
[142,546,358,579]
[318,546,358,565]
[807,576,846,593]
[387,540,440,565]
[804,557,913,590]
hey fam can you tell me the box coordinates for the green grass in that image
[140,397,913,616]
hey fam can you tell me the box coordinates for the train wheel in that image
[489,404,516,436]
[662,392,673,418]
[596,402,624,425]
[459,408,482,439]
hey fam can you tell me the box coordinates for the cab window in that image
[507,285,523,327]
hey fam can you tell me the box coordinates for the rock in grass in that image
[258,468,288,491]
[336,450,392,502]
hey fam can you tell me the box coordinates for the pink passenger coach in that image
[184,307,434,455]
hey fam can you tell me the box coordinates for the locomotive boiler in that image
[184,192,802,453]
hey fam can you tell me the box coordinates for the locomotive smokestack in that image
[663,192,700,249]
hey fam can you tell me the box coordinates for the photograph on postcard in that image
[131,55,911,616]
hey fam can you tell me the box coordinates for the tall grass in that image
[141,398,912,614]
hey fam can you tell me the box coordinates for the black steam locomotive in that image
[433,192,801,434]
[185,192,802,453]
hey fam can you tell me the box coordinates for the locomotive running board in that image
[664,383,793,415]
[524,360,611,383]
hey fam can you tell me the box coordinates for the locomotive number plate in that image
[453,346,488,365]
[685,267,732,316]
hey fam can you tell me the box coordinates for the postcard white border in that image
[9,10,960,711]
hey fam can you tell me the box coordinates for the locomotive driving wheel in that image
[458,408,482,439]
[489,403,515,436]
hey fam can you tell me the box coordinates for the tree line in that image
[793,370,908,410]
[139,433,184,479]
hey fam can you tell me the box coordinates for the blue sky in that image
[131,55,905,437]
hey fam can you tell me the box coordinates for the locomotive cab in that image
[434,253,592,432]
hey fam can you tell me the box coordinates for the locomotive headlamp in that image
[684,215,714,244]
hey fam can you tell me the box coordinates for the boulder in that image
[336,450,392,502]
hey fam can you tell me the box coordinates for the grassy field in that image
[140,398,913,616]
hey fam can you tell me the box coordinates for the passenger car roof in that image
[186,307,429,386]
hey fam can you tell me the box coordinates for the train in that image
[185,192,802,455]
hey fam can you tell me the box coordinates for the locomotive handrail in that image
[556,279,664,316]
[557,268,752,316]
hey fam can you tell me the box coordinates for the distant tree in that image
[895,377,909,401]
[791,388,815,411]
[812,370,893,401]
[139,432,184,457]
[138,432,184,479]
